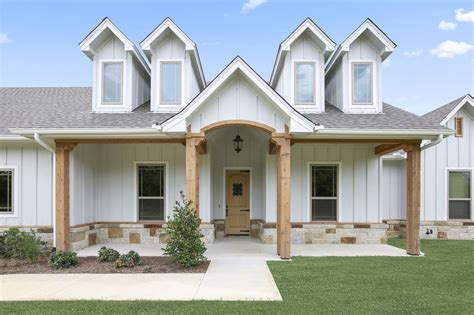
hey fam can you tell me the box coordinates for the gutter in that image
[33,133,56,247]
[420,134,443,151]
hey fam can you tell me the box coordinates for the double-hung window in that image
[352,62,373,105]
[160,61,181,104]
[448,170,471,219]
[137,165,165,221]
[0,169,14,214]
[311,165,338,221]
[102,62,123,104]
[294,62,315,104]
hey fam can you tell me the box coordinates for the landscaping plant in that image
[48,250,78,269]
[97,246,120,262]
[163,192,207,267]
[114,250,141,268]
[0,228,42,262]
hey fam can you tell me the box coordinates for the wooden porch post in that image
[270,125,291,259]
[186,127,206,216]
[55,142,76,251]
[405,144,421,255]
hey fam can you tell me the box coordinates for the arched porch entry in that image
[185,120,291,259]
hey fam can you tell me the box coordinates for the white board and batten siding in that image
[188,73,289,133]
[70,143,186,226]
[421,107,474,221]
[0,143,53,226]
[149,31,201,112]
[325,35,382,114]
[274,32,326,113]
[266,144,382,223]
[381,159,407,220]
[92,34,150,112]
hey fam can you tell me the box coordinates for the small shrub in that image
[163,192,207,267]
[98,246,120,262]
[114,250,141,269]
[1,228,42,262]
[48,250,78,269]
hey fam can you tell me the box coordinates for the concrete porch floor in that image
[76,236,410,259]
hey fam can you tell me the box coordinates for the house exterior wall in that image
[70,143,186,225]
[381,159,407,221]
[0,142,53,227]
[274,33,326,113]
[421,107,473,221]
[188,73,290,133]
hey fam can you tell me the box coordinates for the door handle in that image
[240,209,250,212]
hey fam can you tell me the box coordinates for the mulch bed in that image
[0,255,209,274]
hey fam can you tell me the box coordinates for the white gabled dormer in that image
[80,18,151,113]
[140,18,206,113]
[325,19,396,114]
[270,18,336,113]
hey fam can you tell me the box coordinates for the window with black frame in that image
[0,169,13,213]
[311,165,337,221]
[137,165,165,221]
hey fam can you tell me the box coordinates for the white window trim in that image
[222,167,253,220]
[445,168,473,220]
[134,161,169,222]
[307,162,341,222]
[350,60,376,108]
[291,60,318,109]
[0,166,18,218]
[158,59,185,107]
[98,59,127,110]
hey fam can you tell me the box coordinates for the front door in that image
[225,170,250,235]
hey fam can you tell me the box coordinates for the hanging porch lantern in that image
[233,129,243,154]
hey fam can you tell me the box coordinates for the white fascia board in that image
[140,18,205,88]
[325,19,396,74]
[440,95,474,126]
[305,128,454,140]
[8,128,167,138]
[0,135,32,142]
[270,18,336,86]
[80,18,150,76]
[161,57,315,133]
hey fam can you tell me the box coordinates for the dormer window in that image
[160,61,182,105]
[102,61,124,105]
[294,61,316,104]
[352,62,373,105]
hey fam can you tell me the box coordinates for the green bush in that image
[163,192,207,267]
[48,250,78,269]
[1,228,42,261]
[97,246,120,262]
[114,250,141,268]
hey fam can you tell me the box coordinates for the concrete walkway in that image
[1,238,411,301]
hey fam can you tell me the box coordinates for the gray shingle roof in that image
[304,102,450,130]
[422,94,469,124]
[0,87,173,135]
[0,87,451,136]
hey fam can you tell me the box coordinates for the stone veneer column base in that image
[385,220,474,240]
[259,223,389,245]
[0,226,54,247]
[69,223,216,251]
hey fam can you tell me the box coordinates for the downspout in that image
[420,134,443,151]
[33,133,56,247]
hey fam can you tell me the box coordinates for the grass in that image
[1,240,473,314]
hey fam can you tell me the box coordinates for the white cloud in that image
[455,8,474,22]
[438,20,457,30]
[0,33,11,44]
[241,0,267,14]
[403,49,423,57]
[430,40,474,58]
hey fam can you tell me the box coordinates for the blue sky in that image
[0,0,473,115]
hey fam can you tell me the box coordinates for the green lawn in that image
[1,240,473,314]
